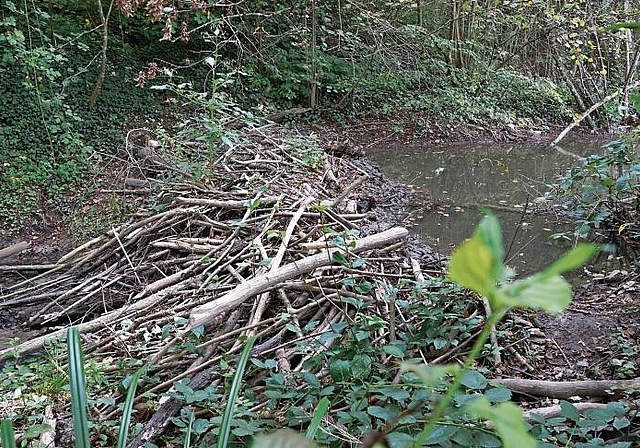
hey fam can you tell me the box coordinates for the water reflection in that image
[368,139,609,274]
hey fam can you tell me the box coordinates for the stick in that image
[551,80,640,146]
[495,378,640,398]
[187,227,409,330]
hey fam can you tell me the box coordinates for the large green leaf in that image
[449,237,498,297]
[116,368,145,448]
[305,397,329,440]
[449,214,505,297]
[542,244,598,277]
[474,213,504,270]
[218,336,256,448]
[468,397,536,448]
[1,420,17,448]
[501,274,571,314]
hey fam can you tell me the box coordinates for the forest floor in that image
[0,117,638,446]
[0,117,635,382]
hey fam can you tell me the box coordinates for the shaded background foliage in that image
[1,0,639,226]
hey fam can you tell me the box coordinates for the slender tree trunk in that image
[309,0,317,109]
[89,0,113,109]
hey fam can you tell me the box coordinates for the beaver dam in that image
[0,126,453,446]
[1,127,637,446]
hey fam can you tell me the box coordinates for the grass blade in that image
[217,336,257,448]
[305,397,329,440]
[183,408,194,448]
[1,420,17,448]
[67,327,91,448]
[116,368,145,448]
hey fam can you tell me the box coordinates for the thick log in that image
[495,378,640,399]
[187,226,409,330]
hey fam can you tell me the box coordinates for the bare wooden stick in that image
[551,80,640,146]
[175,197,279,208]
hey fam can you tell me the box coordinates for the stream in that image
[368,138,610,275]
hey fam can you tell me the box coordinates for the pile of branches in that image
[0,126,448,445]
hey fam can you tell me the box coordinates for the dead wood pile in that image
[0,127,447,445]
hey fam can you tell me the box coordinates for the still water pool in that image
[368,138,610,274]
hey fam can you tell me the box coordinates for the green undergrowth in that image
[541,132,640,263]
[3,216,631,447]
[0,1,164,231]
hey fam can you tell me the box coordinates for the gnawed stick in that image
[187,226,409,331]
[495,378,640,398]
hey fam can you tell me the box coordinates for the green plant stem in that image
[414,307,504,447]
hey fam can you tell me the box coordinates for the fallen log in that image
[0,241,31,259]
[495,378,640,399]
[523,402,609,423]
[187,226,409,330]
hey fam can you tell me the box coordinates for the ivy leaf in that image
[329,360,351,382]
[423,425,457,444]
[468,397,536,448]
[560,400,579,422]
[461,370,487,390]
[332,251,349,266]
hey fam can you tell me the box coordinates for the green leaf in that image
[217,336,256,448]
[332,251,349,266]
[22,424,52,440]
[352,354,372,378]
[501,275,571,314]
[382,344,405,358]
[474,213,504,266]
[424,425,457,444]
[1,420,17,448]
[560,400,579,422]
[448,237,498,297]
[305,397,329,440]
[613,416,631,429]
[117,368,144,448]
[329,360,351,382]
[355,281,373,294]
[543,244,598,277]
[367,405,394,420]
[67,327,90,448]
[484,387,511,403]
[468,397,536,448]
[461,371,488,390]
[609,22,640,31]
